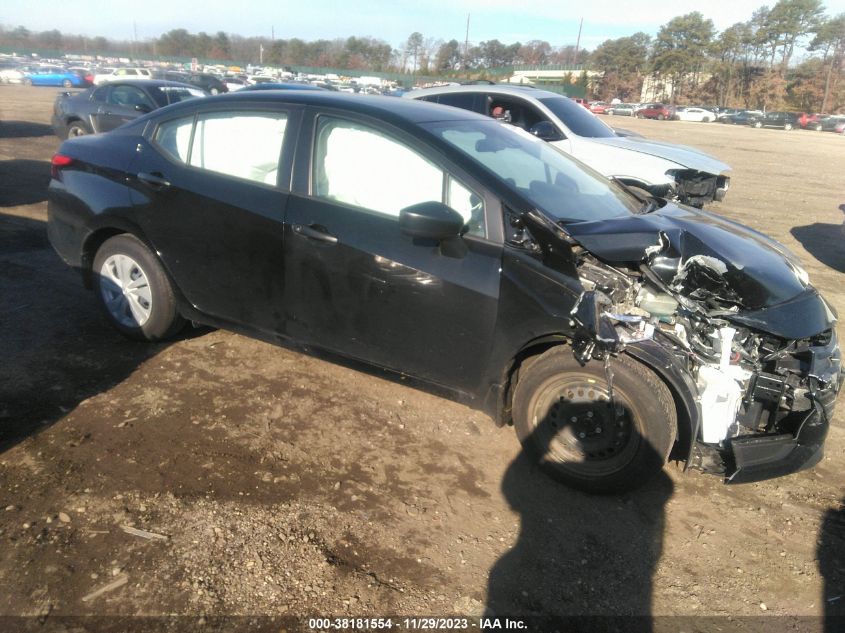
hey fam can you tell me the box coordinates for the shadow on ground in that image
[0,211,171,454]
[0,159,50,206]
[790,205,845,274]
[820,496,845,632]
[0,120,53,139]
[487,392,672,630]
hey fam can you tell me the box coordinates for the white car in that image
[674,107,717,122]
[406,85,731,207]
[93,67,154,85]
[1,65,37,84]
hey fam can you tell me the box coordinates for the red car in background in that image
[569,97,590,108]
[589,101,611,114]
[636,103,673,120]
[796,112,824,130]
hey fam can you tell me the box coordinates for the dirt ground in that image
[1,84,844,629]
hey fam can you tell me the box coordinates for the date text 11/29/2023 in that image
[307,617,527,630]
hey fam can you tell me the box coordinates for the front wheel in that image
[93,234,184,341]
[657,114,665,121]
[784,123,793,131]
[512,348,676,493]
[753,121,762,128]
[62,79,73,88]
[23,78,32,86]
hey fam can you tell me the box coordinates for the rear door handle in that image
[293,224,338,244]
[137,172,171,189]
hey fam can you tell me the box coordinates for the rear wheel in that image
[23,78,32,86]
[93,235,184,341]
[784,123,793,131]
[62,79,73,88]
[657,114,665,121]
[813,123,823,131]
[753,121,762,128]
[66,120,90,138]
[512,348,676,493]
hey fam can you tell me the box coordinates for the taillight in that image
[51,153,73,179]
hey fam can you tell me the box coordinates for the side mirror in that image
[399,201,465,240]
[529,121,563,142]
[134,103,152,113]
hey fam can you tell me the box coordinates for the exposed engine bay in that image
[515,203,842,482]
[577,248,832,426]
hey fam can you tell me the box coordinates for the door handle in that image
[137,172,171,189]
[293,224,338,244]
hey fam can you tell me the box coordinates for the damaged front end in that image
[556,205,843,484]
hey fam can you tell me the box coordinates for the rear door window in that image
[190,112,288,185]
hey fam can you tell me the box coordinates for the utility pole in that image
[260,44,264,64]
[271,26,275,41]
[464,13,470,73]
[574,17,583,66]
[131,21,138,60]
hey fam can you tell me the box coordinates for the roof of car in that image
[157,91,490,124]
[406,84,564,101]
[88,79,203,93]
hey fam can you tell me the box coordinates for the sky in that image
[5,0,845,51]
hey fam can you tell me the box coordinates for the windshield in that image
[423,119,640,223]
[537,97,616,138]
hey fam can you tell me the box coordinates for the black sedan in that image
[51,80,207,139]
[158,71,228,95]
[46,91,842,492]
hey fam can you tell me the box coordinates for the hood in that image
[564,204,834,339]
[590,136,731,176]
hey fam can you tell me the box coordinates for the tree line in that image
[1,0,842,112]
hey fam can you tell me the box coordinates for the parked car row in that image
[0,64,93,88]
[720,109,843,132]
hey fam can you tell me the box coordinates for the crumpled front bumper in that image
[725,332,842,484]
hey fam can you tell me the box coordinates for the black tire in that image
[92,234,184,341]
[62,79,73,88]
[814,123,823,131]
[657,114,665,121]
[784,123,793,131]
[66,120,91,138]
[753,121,762,128]
[23,78,32,86]
[512,347,676,493]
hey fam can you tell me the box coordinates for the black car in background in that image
[158,71,228,95]
[721,110,763,125]
[748,111,800,130]
[51,80,207,138]
[46,92,842,493]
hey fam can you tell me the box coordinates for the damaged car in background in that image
[47,92,840,493]
[407,85,732,208]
